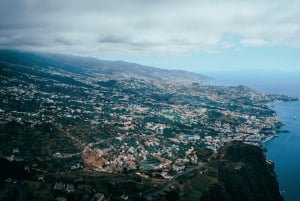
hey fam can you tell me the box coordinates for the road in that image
[144,162,205,197]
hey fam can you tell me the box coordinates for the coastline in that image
[205,71,300,201]
[263,98,300,201]
[262,135,277,144]
[262,96,299,144]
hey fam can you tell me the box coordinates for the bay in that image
[264,100,300,201]
[203,70,300,201]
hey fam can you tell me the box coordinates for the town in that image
[0,62,296,201]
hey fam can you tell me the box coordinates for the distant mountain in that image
[0,49,209,83]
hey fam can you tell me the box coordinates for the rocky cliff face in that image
[201,142,283,201]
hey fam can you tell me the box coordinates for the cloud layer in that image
[1,0,299,56]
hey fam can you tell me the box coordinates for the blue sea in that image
[204,71,300,201]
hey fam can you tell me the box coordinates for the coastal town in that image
[0,61,296,201]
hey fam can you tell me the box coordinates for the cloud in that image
[240,38,269,47]
[0,0,299,56]
[98,34,130,44]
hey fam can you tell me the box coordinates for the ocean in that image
[204,71,300,201]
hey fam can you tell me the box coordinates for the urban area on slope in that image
[0,52,296,201]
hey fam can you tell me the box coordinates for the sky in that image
[0,0,300,73]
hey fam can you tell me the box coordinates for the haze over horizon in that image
[1,0,300,73]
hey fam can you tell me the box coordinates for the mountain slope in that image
[0,49,208,83]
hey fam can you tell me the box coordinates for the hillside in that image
[154,142,284,201]
[201,142,283,201]
[0,50,288,201]
[0,49,209,83]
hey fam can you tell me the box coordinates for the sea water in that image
[204,71,300,201]
[265,99,300,201]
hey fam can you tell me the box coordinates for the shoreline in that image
[262,98,296,144]
[262,135,277,144]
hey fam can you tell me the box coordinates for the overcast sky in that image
[0,0,300,72]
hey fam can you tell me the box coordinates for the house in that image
[53,152,62,158]
[172,163,185,173]
[12,148,19,154]
[37,175,44,181]
[54,182,65,191]
[156,126,164,135]
[66,184,75,193]
[55,197,66,201]
[90,193,105,201]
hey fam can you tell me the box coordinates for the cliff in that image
[201,142,283,201]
